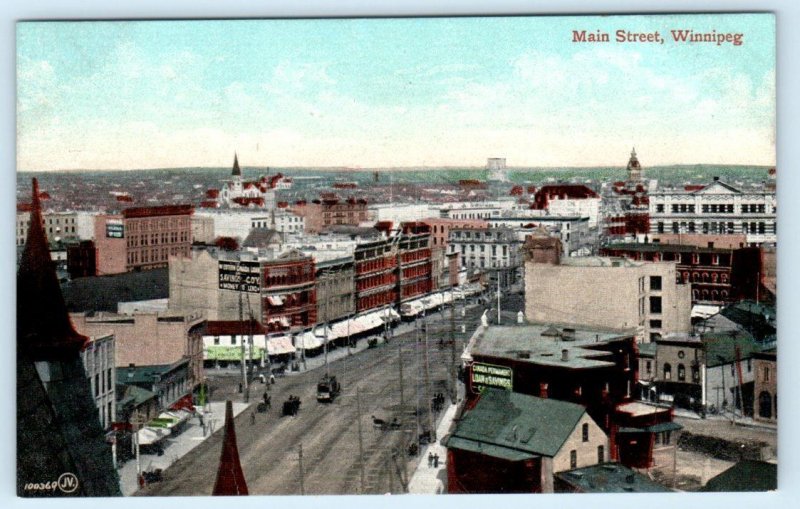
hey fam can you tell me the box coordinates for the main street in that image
[143,303,486,496]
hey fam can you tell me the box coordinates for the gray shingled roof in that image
[444,388,587,459]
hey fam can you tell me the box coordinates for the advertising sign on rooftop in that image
[471,362,513,392]
[218,260,261,293]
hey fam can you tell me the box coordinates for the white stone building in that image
[648,177,776,245]
[80,333,116,429]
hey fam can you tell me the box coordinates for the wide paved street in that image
[143,305,483,496]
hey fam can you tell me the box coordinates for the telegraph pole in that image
[398,340,405,409]
[239,293,248,400]
[356,387,366,493]
[423,312,435,441]
[450,284,457,404]
[298,443,305,495]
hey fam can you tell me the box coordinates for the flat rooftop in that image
[471,324,633,370]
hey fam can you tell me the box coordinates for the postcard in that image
[15,13,776,497]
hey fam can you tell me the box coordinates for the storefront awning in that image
[295,331,324,350]
[267,295,284,306]
[136,427,170,445]
[267,335,295,355]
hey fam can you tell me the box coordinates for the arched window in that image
[664,363,672,380]
[759,391,773,419]
[678,364,686,382]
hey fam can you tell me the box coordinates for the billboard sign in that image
[471,362,513,391]
[218,260,261,293]
[106,220,124,238]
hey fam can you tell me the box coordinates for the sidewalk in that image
[118,400,249,495]
[407,401,460,494]
[674,407,778,431]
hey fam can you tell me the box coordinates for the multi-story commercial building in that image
[397,222,433,302]
[652,331,763,414]
[525,255,692,342]
[529,185,601,228]
[434,200,516,220]
[448,226,522,288]
[252,209,305,235]
[648,177,776,245]
[16,208,96,247]
[420,217,487,250]
[71,310,206,391]
[94,204,193,275]
[80,333,116,429]
[315,255,356,324]
[354,236,399,312]
[600,243,763,305]
[488,215,594,256]
[169,248,317,333]
[291,196,370,233]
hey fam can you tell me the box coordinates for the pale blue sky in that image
[17,14,775,170]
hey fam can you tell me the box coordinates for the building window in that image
[664,363,672,380]
[646,360,652,374]
[650,276,662,291]
[692,365,700,382]
[678,364,686,382]
[214,337,220,345]
[649,296,662,314]
[582,423,589,442]
[597,445,605,464]
[762,366,770,383]
[94,374,100,397]
[570,450,577,469]
[650,319,662,329]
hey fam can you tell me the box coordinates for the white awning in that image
[267,295,284,306]
[136,427,171,446]
[295,331,324,350]
[267,335,295,355]
[692,304,721,319]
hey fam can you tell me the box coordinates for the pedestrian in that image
[270,373,276,385]
[250,412,256,425]
[428,451,434,467]
[433,453,440,468]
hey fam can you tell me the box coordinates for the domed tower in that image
[626,147,643,183]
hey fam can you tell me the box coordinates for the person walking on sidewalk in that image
[428,451,434,467]
[433,453,440,468]
[250,412,256,425]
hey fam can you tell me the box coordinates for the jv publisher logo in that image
[23,472,79,494]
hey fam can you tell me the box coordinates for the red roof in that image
[123,204,193,218]
[206,320,267,336]
[206,189,220,199]
[17,203,32,212]
[531,184,598,209]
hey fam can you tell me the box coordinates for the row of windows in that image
[655,203,772,214]
[127,218,189,231]
[459,244,510,256]
[657,221,772,234]
[91,368,114,398]
[569,445,605,470]
[127,232,189,247]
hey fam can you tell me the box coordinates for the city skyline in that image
[17,14,775,171]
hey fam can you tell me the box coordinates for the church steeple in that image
[232,153,242,178]
[17,178,88,362]
[212,400,248,496]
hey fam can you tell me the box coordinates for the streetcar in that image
[316,374,341,403]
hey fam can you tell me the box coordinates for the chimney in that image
[561,349,569,362]
[713,176,719,182]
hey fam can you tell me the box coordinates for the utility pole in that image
[450,283,457,404]
[246,303,254,404]
[239,292,248,401]
[324,271,330,376]
[398,340,405,409]
[356,387,366,494]
[423,312,435,441]
[496,282,501,324]
[298,443,305,495]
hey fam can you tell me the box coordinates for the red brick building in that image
[354,237,398,312]
[398,222,433,301]
[94,205,193,275]
[420,217,487,250]
[291,196,369,233]
[261,252,317,332]
[600,243,763,305]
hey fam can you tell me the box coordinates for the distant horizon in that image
[16,162,776,174]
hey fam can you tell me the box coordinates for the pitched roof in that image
[556,463,673,493]
[213,401,249,496]
[701,330,763,367]
[232,153,241,177]
[701,460,777,492]
[445,388,587,459]
[17,178,88,362]
[242,228,282,248]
